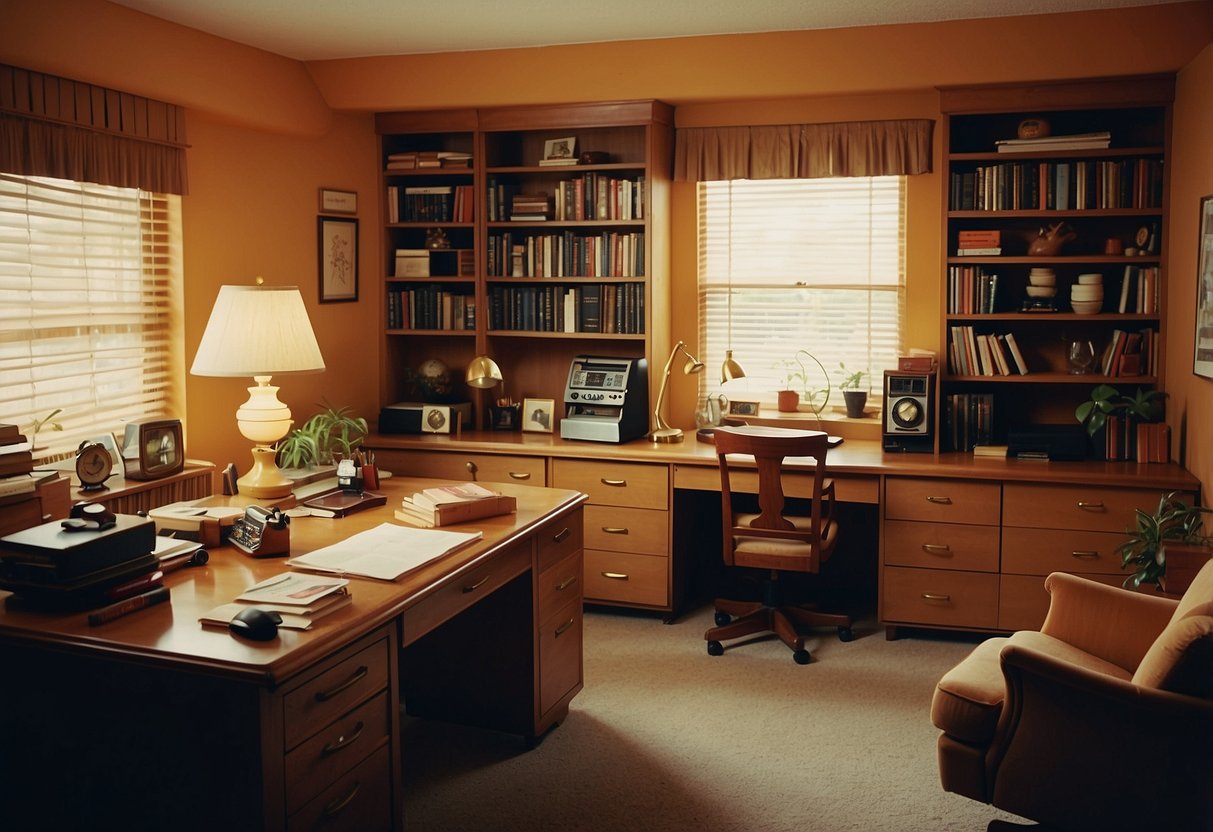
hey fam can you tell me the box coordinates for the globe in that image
[416,358,453,401]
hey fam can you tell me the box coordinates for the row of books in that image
[946,266,1000,314]
[1100,328,1157,377]
[949,157,1164,211]
[485,174,645,222]
[944,393,995,452]
[488,283,645,335]
[948,326,1029,376]
[386,287,475,331]
[1116,264,1159,314]
[386,184,475,223]
[487,231,646,278]
[385,150,472,170]
[1100,415,1171,463]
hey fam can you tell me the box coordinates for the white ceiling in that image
[108,0,1178,61]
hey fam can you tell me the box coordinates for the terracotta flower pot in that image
[777,389,800,412]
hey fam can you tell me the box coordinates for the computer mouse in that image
[228,607,282,641]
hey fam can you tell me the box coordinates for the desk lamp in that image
[721,349,746,384]
[465,355,504,430]
[650,340,704,443]
[190,283,325,499]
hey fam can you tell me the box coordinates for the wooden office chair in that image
[705,425,853,664]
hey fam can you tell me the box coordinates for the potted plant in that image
[276,401,368,470]
[1117,491,1213,591]
[837,363,869,418]
[1075,384,1166,459]
[775,351,831,414]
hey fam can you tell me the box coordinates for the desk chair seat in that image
[705,426,853,665]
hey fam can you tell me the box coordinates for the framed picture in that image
[319,188,357,215]
[727,399,761,417]
[318,216,358,303]
[542,136,576,162]
[1195,194,1213,379]
[523,398,555,433]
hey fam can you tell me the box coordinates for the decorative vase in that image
[777,389,800,412]
[843,390,868,418]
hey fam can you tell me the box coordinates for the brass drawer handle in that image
[921,543,952,555]
[556,576,578,591]
[921,593,951,602]
[1076,501,1106,511]
[552,527,571,543]
[602,526,629,534]
[314,666,369,702]
[601,478,627,487]
[321,721,365,757]
[554,617,575,637]
[1071,550,1100,559]
[322,781,361,818]
[463,575,491,593]
[926,496,952,505]
[509,471,531,480]
[602,571,629,581]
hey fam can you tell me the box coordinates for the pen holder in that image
[489,404,521,431]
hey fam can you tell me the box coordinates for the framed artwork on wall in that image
[318,216,358,303]
[319,188,358,215]
[1195,195,1213,379]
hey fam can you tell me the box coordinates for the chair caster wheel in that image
[707,640,724,656]
[714,612,731,626]
[793,649,811,665]
[838,626,854,642]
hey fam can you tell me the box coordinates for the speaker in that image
[882,371,935,452]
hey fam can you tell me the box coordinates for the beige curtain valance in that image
[0,64,188,194]
[675,119,933,181]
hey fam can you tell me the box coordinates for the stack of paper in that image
[199,573,352,630]
[286,522,483,581]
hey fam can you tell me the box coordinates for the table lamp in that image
[650,340,704,443]
[190,283,325,499]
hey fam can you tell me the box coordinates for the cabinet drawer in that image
[998,572,1126,632]
[378,449,545,485]
[403,539,531,646]
[885,478,1000,525]
[288,744,393,832]
[1002,483,1182,533]
[552,459,668,509]
[883,519,1000,572]
[285,691,392,815]
[584,505,668,556]
[583,549,669,607]
[1001,527,1126,576]
[881,566,999,629]
[538,551,582,618]
[536,509,582,574]
[283,637,390,751]
[539,595,583,716]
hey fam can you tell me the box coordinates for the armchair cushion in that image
[1131,600,1213,697]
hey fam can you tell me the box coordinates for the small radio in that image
[882,371,935,453]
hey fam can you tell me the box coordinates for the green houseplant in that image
[276,401,368,470]
[1117,491,1213,589]
[1075,384,1165,436]
[775,351,831,414]
[837,363,869,418]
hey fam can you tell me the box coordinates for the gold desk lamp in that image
[650,340,705,443]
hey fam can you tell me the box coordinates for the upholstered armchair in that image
[931,561,1213,831]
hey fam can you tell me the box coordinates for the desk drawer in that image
[1001,527,1126,576]
[583,549,669,607]
[283,636,390,751]
[882,566,999,629]
[1002,483,1175,533]
[553,459,668,509]
[536,509,582,574]
[883,519,999,572]
[403,539,531,646]
[885,478,1001,525]
[285,691,391,815]
[377,449,545,485]
[539,595,583,716]
[584,505,668,556]
[288,743,392,832]
[538,551,582,617]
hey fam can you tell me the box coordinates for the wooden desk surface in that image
[0,477,585,684]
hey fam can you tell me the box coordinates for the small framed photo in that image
[319,188,357,215]
[318,216,358,303]
[542,136,577,162]
[727,399,761,417]
[1195,194,1213,379]
[523,398,555,433]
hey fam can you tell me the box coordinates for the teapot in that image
[1028,222,1077,256]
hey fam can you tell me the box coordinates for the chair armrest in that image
[1039,571,1177,672]
[989,643,1213,831]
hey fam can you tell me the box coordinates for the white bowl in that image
[1026,285,1057,298]
[1071,300,1103,314]
[1077,273,1103,285]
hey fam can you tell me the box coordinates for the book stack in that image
[1101,417,1171,463]
[395,248,430,277]
[0,424,34,479]
[956,229,1001,256]
[396,482,517,528]
[199,573,352,631]
[510,193,552,221]
[995,130,1112,154]
[388,150,471,169]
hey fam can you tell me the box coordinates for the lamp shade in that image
[190,285,325,377]
[465,355,504,389]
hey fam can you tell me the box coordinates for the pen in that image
[87,586,171,627]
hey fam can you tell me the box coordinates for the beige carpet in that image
[402,603,1030,831]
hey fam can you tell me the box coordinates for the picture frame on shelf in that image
[727,399,761,417]
[318,216,358,303]
[522,398,555,433]
[319,188,358,215]
[540,136,577,166]
[1195,194,1213,379]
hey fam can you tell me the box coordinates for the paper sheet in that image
[286,522,483,581]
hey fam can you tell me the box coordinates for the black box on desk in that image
[1007,425,1087,461]
[379,401,472,434]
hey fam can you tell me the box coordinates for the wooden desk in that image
[0,478,585,831]
[364,431,1201,634]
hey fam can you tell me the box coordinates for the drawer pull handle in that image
[554,617,575,637]
[1076,501,1106,511]
[921,593,951,602]
[602,526,629,535]
[1071,550,1100,559]
[463,575,491,593]
[602,571,629,581]
[926,496,952,505]
[509,471,531,480]
[601,478,627,487]
[321,721,365,756]
[552,527,571,543]
[314,666,369,702]
[556,576,578,591]
[465,461,478,481]
[322,781,361,818]
[921,543,952,555]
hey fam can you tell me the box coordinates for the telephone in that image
[228,505,291,558]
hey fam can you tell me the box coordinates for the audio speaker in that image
[882,371,935,452]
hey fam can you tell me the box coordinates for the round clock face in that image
[76,442,114,489]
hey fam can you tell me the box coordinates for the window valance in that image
[674,119,933,181]
[0,64,188,194]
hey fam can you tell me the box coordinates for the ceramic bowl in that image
[1026,285,1057,298]
[1028,275,1056,286]
[1071,285,1104,301]
[1077,273,1104,285]
[1071,300,1103,314]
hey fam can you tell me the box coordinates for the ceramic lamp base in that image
[238,446,294,499]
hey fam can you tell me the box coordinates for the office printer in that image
[559,356,649,443]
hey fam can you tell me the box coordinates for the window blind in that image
[698,177,905,407]
[0,173,182,459]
